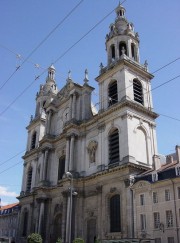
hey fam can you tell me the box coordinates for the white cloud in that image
[0,186,18,197]
[1,200,9,206]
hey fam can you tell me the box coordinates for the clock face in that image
[63,107,69,122]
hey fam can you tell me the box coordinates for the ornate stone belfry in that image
[106,3,140,65]
[96,3,159,168]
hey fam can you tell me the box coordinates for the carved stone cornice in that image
[96,57,154,82]
[36,197,50,203]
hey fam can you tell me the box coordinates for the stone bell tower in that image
[96,3,159,168]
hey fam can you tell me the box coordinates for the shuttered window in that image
[26,167,32,192]
[133,79,143,105]
[109,129,119,164]
[31,132,37,149]
[108,81,118,106]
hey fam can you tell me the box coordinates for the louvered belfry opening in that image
[109,129,119,164]
[111,44,115,60]
[133,79,143,105]
[108,81,118,106]
[26,168,32,192]
[31,132,36,149]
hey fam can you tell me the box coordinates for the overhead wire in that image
[0,150,25,167]
[0,161,22,175]
[1,56,180,171]
[0,0,127,117]
[1,0,180,174]
[0,43,67,81]
[1,74,180,175]
[0,0,84,91]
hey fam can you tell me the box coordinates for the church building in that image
[17,3,164,243]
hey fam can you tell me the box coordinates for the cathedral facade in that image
[17,4,161,243]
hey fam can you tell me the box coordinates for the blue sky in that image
[0,0,180,205]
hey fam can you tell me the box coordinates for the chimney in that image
[166,155,173,164]
[176,145,180,163]
[153,155,161,170]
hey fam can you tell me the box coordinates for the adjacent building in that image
[0,203,20,243]
[16,3,180,243]
[132,146,180,243]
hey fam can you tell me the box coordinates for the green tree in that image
[56,238,62,243]
[73,238,85,243]
[27,233,42,243]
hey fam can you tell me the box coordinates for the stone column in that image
[38,201,45,234]
[65,196,71,243]
[72,93,76,119]
[62,193,68,243]
[69,134,75,171]
[39,152,45,182]
[21,164,26,192]
[42,149,49,181]
[46,110,53,134]
[65,137,70,172]
[69,95,73,120]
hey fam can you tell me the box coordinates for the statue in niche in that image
[87,141,98,163]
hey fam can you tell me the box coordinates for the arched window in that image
[109,129,119,164]
[53,214,62,242]
[119,42,127,56]
[134,127,148,164]
[131,43,136,60]
[111,45,115,61]
[133,79,143,105]
[58,157,65,181]
[31,132,37,149]
[26,167,32,192]
[87,218,97,243]
[35,102,40,117]
[22,209,28,237]
[110,195,121,232]
[108,81,118,106]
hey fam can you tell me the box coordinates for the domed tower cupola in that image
[106,3,140,66]
[115,3,126,18]
[35,65,58,118]
[44,65,57,95]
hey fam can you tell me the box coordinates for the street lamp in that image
[66,172,77,243]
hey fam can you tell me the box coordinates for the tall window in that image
[31,132,37,149]
[153,192,158,203]
[119,42,127,56]
[131,43,137,61]
[166,210,173,227]
[58,157,65,181]
[109,129,119,164]
[154,212,160,229]
[133,79,143,105]
[140,214,146,230]
[111,45,115,61]
[108,81,118,106]
[140,194,145,205]
[165,189,170,201]
[168,237,174,243]
[110,195,121,232]
[22,210,28,237]
[26,167,32,192]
